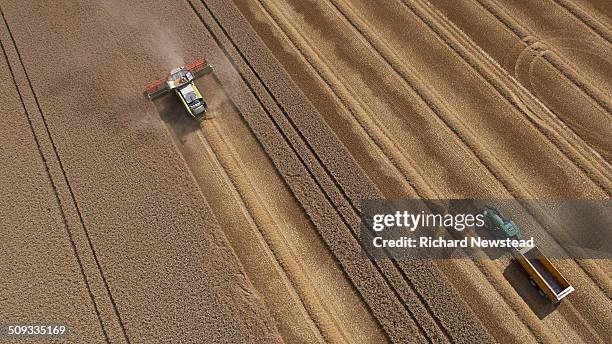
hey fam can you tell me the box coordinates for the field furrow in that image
[234,0,612,342]
[2,0,610,342]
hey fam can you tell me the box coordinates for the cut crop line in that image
[0,8,130,344]
[403,0,612,191]
[198,0,451,340]
[254,0,500,341]
[327,0,612,299]
[476,0,612,115]
[257,0,543,340]
[0,26,111,344]
[195,123,344,344]
[399,0,612,297]
[187,1,445,342]
[550,0,612,45]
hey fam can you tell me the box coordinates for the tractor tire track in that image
[477,0,612,113]
[406,0,612,190]
[189,0,496,342]
[477,0,612,157]
[0,29,112,344]
[234,0,612,341]
[551,0,612,44]
[429,0,612,163]
[326,0,611,299]
[0,7,130,343]
[244,2,555,341]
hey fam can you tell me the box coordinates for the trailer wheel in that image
[537,289,546,298]
[528,278,537,288]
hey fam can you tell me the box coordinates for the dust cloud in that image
[100,0,185,69]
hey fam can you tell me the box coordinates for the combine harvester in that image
[482,207,574,303]
[144,58,213,120]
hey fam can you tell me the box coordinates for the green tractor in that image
[481,206,522,240]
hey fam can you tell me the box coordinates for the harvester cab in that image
[144,58,213,120]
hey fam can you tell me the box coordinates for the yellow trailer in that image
[514,246,574,303]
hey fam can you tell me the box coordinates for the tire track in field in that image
[243,0,611,341]
[224,0,498,342]
[249,1,554,341]
[0,7,129,344]
[187,1,496,342]
[429,0,612,164]
[186,2,429,342]
[566,0,612,28]
[406,0,612,189]
[326,0,612,299]
[161,81,364,343]
[475,0,612,115]
[551,0,612,44]
[0,24,111,344]
[330,0,610,296]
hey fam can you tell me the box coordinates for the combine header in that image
[144,58,213,120]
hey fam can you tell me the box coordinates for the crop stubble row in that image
[232,0,608,342]
[3,0,609,342]
[0,32,110,344]
[228,1,560,342]
[0,0,284,342]
[430,0,612,162]
[191,0,494,342]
